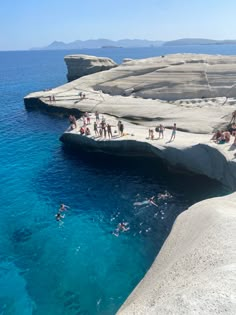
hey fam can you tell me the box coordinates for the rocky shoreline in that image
[24,53,236,314]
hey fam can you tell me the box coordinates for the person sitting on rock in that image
[211,130,222,142]
[85,127,91,136]
[80,126,85,135]
[217,132,226,144]
[223,131,231,143]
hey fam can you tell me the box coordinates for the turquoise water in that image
[0,47,231,315]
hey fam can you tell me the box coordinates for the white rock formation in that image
[64,54,117,81]
[117,192,236,314]
[60,113,236,190]
[25,54,236,134]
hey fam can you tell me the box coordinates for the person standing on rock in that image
[170,123,177,142]
[94,121,99,136]
[159,124,165,139]
[119,121,124,136]
[107,124,112,139]
[117,121,121,136]
[101,120,106,138]
[95,111,100,122]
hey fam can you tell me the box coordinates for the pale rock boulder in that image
[117,193,236,315]
[64,54,117,81]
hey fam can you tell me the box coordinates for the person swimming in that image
[113,222,130,236]
[133,196,158,207]
[59,204,70,212]
[158,191,172,200]
[55,212,65,222]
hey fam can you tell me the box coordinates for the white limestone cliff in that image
[25,54,236,134]
[117,192,236,314]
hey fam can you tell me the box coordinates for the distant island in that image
[163,38,236,46]
[31,38,236,50]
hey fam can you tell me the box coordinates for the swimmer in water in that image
[113,222,129,236]
[133,196,158,207]
[55,212,64,222]
[59,204,70,212]
[158,191,172,200]
[148,196,158,207]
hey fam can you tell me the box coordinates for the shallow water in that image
[0,48,230,315]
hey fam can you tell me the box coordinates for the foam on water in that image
[0,48,230,315]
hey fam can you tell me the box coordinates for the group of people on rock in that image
[93,114,113,138]
[148,123,176,141]
[211,130,232,144]
[93,119,113,139]
[74,111,125,139]
[79,92,86,99]
[80,126,91,136]
[69,111,178,142]
[211,122,236,145]
[48,95,56,102]
[210,111,236,145]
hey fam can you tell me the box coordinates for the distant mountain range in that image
[31,38,236,50]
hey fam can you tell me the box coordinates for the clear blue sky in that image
[1,0,236,50]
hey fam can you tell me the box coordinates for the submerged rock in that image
[12,227,32,243]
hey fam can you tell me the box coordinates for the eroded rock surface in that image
[64,54,117,81]
[117,192,236,314]
[25,54,236,134]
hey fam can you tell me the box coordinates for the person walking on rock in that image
[170,123,177,142]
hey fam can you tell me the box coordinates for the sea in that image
[0,45,234,315]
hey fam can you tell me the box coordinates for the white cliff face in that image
[117,192,236,315]
[60,113,236,190]
[64,54,117,81]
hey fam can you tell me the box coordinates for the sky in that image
[1,0,236,50]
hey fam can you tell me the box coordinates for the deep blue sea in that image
[0,45,233,315]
